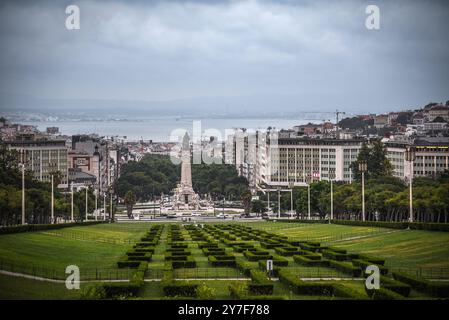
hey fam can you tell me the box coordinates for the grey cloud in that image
[0,0,448,113]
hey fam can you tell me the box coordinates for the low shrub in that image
[117,259,142,269]
[274,247,302,257]
[392,272,449,298]
[172,257,196,269]
[208,256,236,267]
[365,287,405,300]
[0,221,106,235]
[100,282,142,299]
[353,259,388,275]
[163,283,199,297]
[328,260,362,277]
[293,255,330,267]
[278,269,361,298]
[236,260,254,276]
[322,250,349,261]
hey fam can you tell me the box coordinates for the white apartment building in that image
[385,138,449,180]
[7,139,69,186]
[266,137,364,186]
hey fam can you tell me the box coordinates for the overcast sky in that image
[0,0,448,114]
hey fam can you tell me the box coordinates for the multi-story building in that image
[385,138,449,180]
[424,104,449,122]
[7,139,69,186]
[266,137,364,186]
[68,150,100,184]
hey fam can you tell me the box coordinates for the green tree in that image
[251,199,267,215]
[351,141,392,180]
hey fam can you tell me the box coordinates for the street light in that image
[103,193,106,221]
[85,186,89,221]
[405,146,416,223]
[288,182,294,219]
[307,183,311,220]
[94,189,98,221]
[48,162,58,224]
[19,161,26,225]
[70,183,74,222]
[277,188,281,219]
[359,161,368,222]
[330,174,334,224]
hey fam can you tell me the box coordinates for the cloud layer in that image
[0,0,448,113]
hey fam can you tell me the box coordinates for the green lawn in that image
[0,274,80,300]
[250,222,391,242]
[1,221,449,299]
[335,229,449,268]
[0,223,149,277]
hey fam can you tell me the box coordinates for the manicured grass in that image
[335,229,449,269]
[250,222,391,242]
[249,221,449,270]
[1,221,449,300]
[0,274,80,300]
[0,224,145,273]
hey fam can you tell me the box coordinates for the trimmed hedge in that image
[265,219,449,232]
[274,247,302,256]
[392,272,449,297]
[208,256,236,267]
[322,249,349,261]
[99,281,142,298]
[229,282,286,300]
[293,255,330,267]
[278,269,363,298]
[365,287,404,300]
[328,260,362,277]
[172,257,196,269]
[236,260,254,276]
[353,259,388,275]
[248,270,273,295]
[333,220,449,232]
[163,283,199,297]
[117,259,143,268]
[350,254,385,266]
[0,221,106,235]
[244,251,272,261]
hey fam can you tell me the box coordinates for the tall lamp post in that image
[94,189,98,221]
[48,162,58,224]
[19,162,26,225]
[359,161,367,222]
[307,183,311,220]
[85,186,89,221]
[277,188,281,219]
[103,193,106,221]
[405,146,416,223]
[70,183,74,222]
[329,174,335,223]
[288,182,294,219]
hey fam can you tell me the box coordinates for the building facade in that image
[7,139,69,186]
[267,137,364,186]
[385,138,449,180]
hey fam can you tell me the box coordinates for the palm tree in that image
[241,190,252,217]
[124,190,137,219]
